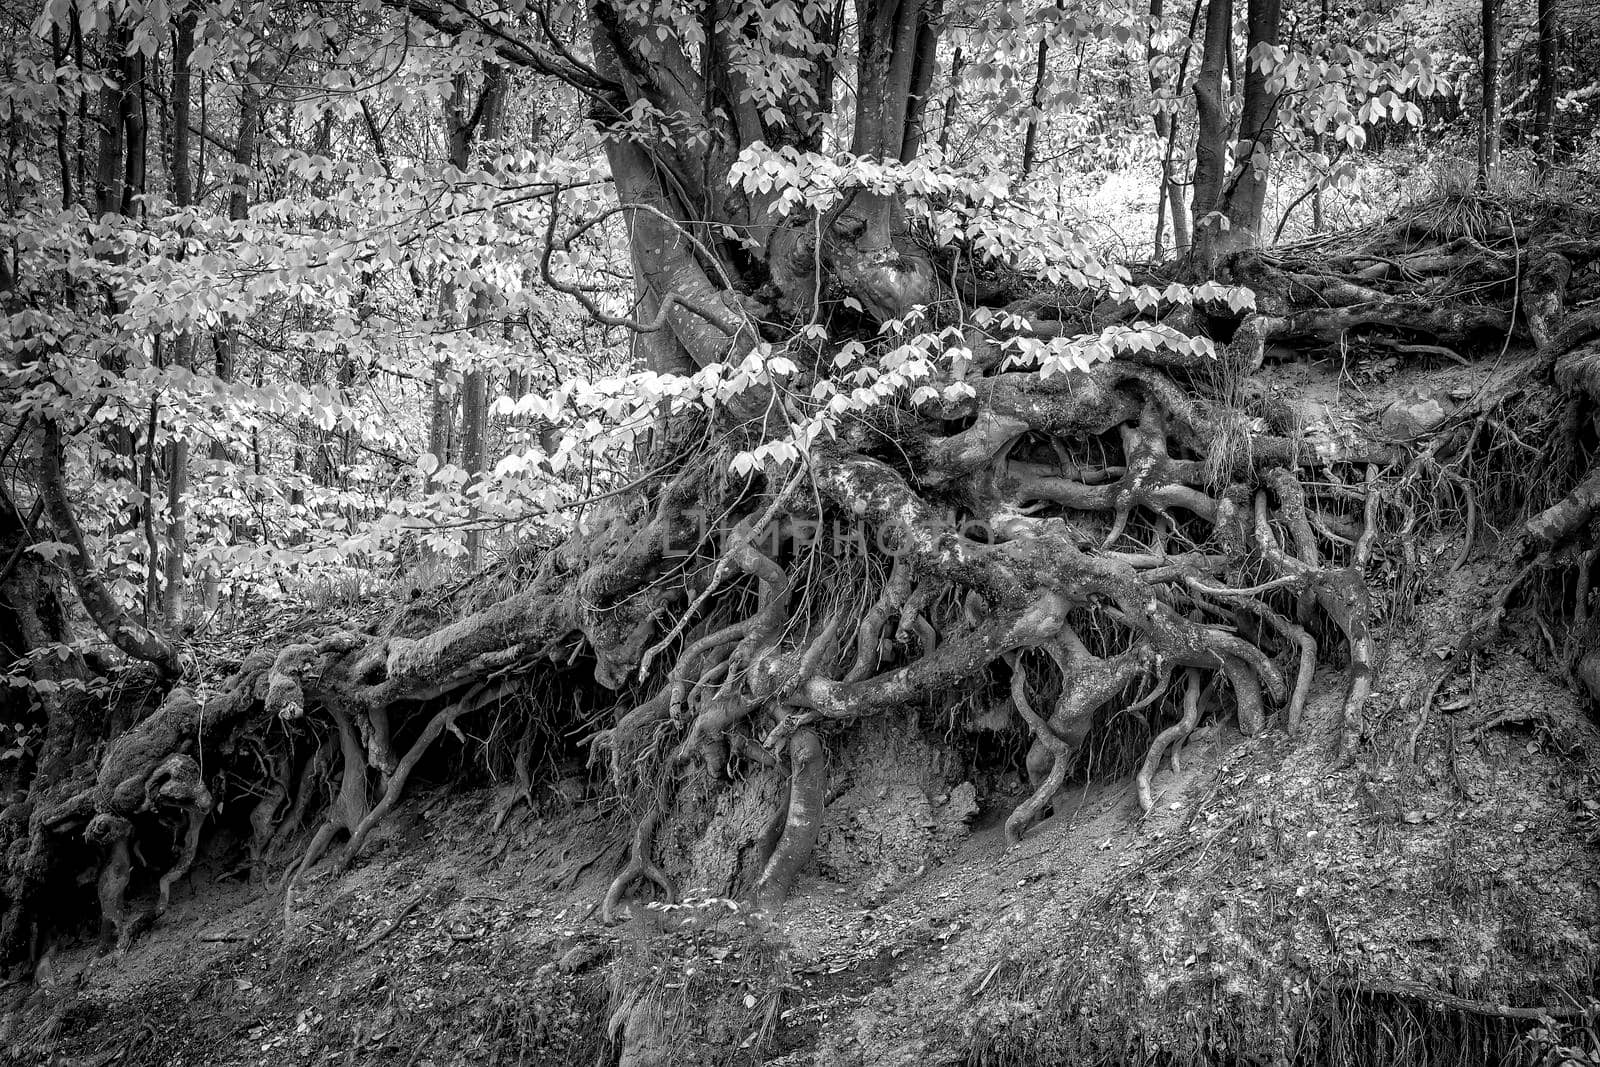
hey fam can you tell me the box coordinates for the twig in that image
[354,891,427,954]
[1406,663,1452,764]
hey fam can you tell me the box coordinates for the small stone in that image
[1380,390,1450,437]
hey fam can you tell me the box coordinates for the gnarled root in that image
[264,738,332,868]
[752,727,825,909]
[339,681,513,868]
[602,805,674,924]
[158,808,206,917]
[490,728,538,833]
[88,816,133,954]
[1250,482,1375,754]
[1137,669,1204,811]
[1007,633,1148,844]
[1525,469,1600,552]
[37,217,1589,969]
[246,752,291,884]
[286,707,370,889]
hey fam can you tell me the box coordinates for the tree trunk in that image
[1191,0,1281,272]
[1020,1,1063,181]
[937,48,963,154]
[203,64,266,618]
[1189,0,1230,241]
[91,29,128,220]
[161,11,198,628]
[90,27,141,484]
[441,65,506,566]
[1227,0,1281,234]
[1151,0,1199,258]
[1478,0,1501,186]
[1149,0,1168,257]
[1533,0,1557,177]
[1312,0,1327,232]
[38,422,177,674]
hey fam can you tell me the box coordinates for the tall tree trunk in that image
[118,47,147,219]
[1020,1,1063,181]
[1189,0,1229,237]
[38,422,178,674]
[1533,0,1557,177]
[440,64,507,566]
[937,48,963,154]
[1311,0,1328,232]
[427,374,453,486]
[161,10,198,628]
[1191,0,1281,273]
[1148,0,1170,257]
[460,365,488,566]
[203,65,265,618]
[465,66,505,569]
[1310,132,1325,232]
[91,27,140,479]
[91,29,128,220]
[1151,0,1198,258]
[1478,0,1501,186]
[1226,0,1281,233]
[209,69,263,392]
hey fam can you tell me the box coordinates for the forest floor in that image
[4,352,1600,1066]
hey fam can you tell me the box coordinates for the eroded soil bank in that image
[5,566,1596,1066]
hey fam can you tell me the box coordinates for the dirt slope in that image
[6,604,1596,1067]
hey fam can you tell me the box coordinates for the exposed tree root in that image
[752,727,825,908]
[1138,669,1205,811]
[285,707,370,890]
[1525,469,1600,552]
[338,680,513,868]
[1333,979,1600,1022]
[1007,635,1149,844]
[7,207,1599,969]
[602,805,673,924]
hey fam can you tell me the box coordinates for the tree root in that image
[1007,633,1148,844]
[1137,669,1205,811]
[752,727,824,909]
[602,805,673,924]
[286,707,370,889]
[489,730,538,833]
[1333,978,1600,1022]
[1524,469,1600,551]
[339,681,512,868]
[23,220,1599,969]
[246,751,291,884]
[264,738,332,868]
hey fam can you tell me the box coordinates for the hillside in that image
[6,324,1598,1067]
